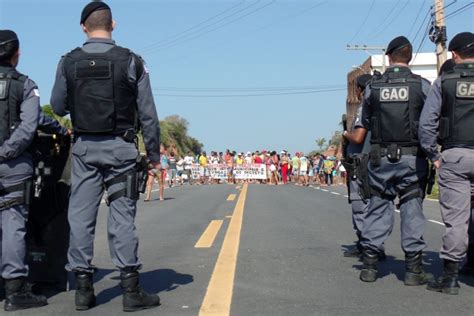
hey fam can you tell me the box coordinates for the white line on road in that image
[321,189,329,192]
[343,195,349,198]
[429,219,444,226]
[394,209,443,226]
[330,192,341,196]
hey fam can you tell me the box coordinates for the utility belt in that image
[104,155,148,206]
[441,144,474,152]
[74,129,137,144]
[0,180,33,211]
[370,144,423,166]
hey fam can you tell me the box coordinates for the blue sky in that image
[0,0,472,153]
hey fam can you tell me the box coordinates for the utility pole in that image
[432,0,448,72]
[346,45,387,72]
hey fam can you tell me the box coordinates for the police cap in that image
[439,58,456,75]
[80,1,111,24]
[448,32,474,52]
[356,74,372,90]
[385,36,411,55]
[0,30,18,47]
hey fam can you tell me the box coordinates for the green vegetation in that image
[41,105,203,155]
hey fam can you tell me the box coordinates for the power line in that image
[143,0,276,54]
[445,1,474,20]
[408,0,428,38]
[411,7,431,44]
[142,0,262,53]
[153,87,346,98]
[348,0,376,44]
[367,0,402,39]
[140,0,246,52]
[162,0,327,64]
[412,15,433,63]
[434,0,458,15]
[371,0,411,39]
[153,84,343,92]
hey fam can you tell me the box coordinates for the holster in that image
[370,144,381,167]
[355,154,371,200]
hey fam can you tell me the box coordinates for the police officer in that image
[0,30,49,311]
[342,74,393,259]
[51,2,161,312]
[436,59,474,277]
[419,32,474,295]
[351,36,432,285]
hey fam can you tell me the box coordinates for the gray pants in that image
[67,135,142,273]
[361,155,427,254]
[439,148,474,262]
[0,154,33,279]
[468,182,474,246]
[349,179,369,242]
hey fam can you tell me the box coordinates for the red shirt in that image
[254,156,263,164]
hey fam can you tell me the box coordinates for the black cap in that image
[439,58,456,75]
[0,30,18,47]
[386,36,411,55]
[448,32,474,52]
[356,74,372,90]
[80,1,111,24]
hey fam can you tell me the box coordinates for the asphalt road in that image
[9,182,474,316]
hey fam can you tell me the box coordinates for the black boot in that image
[344,243,362,258]
[0,278,5,302]
[404,252,433,286]
[427,260,460,295]
[460,245,474,276]
[4,277,47,311]
[121,271,160,312]
[75,272,96,311]
[360,249,379,283]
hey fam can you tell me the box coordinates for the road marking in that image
[236,186,242,190]
[315,187,320,190]
[331,192,341,196]
[199,183,248,316]
[343,195,349,198]
[321,189,329,192]
[227,194,236,201]
[195,220,224,249]
[394,209,443,226]
[225,216,232,219]
[429,219,444,226]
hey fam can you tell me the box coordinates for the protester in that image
[199,151,209,185]
[291,152,300,183]
[300,154,309,186]
[280,151,290,184]
[184,151,195,185]
[168,151,178,187]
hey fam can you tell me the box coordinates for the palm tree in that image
[316,137,326,151]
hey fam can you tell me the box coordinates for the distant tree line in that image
[42,105,203,155]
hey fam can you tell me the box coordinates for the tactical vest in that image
[0,66,26,146]
[368,67,425,147]
[439,63,474,147]
[63,46,138,134]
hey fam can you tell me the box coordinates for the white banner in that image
[189,164,267,180]
[234,164,267,180]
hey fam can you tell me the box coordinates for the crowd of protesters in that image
[144,146,347,201]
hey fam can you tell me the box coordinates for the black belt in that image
[0,182,28,210]
[379,146,420,157]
